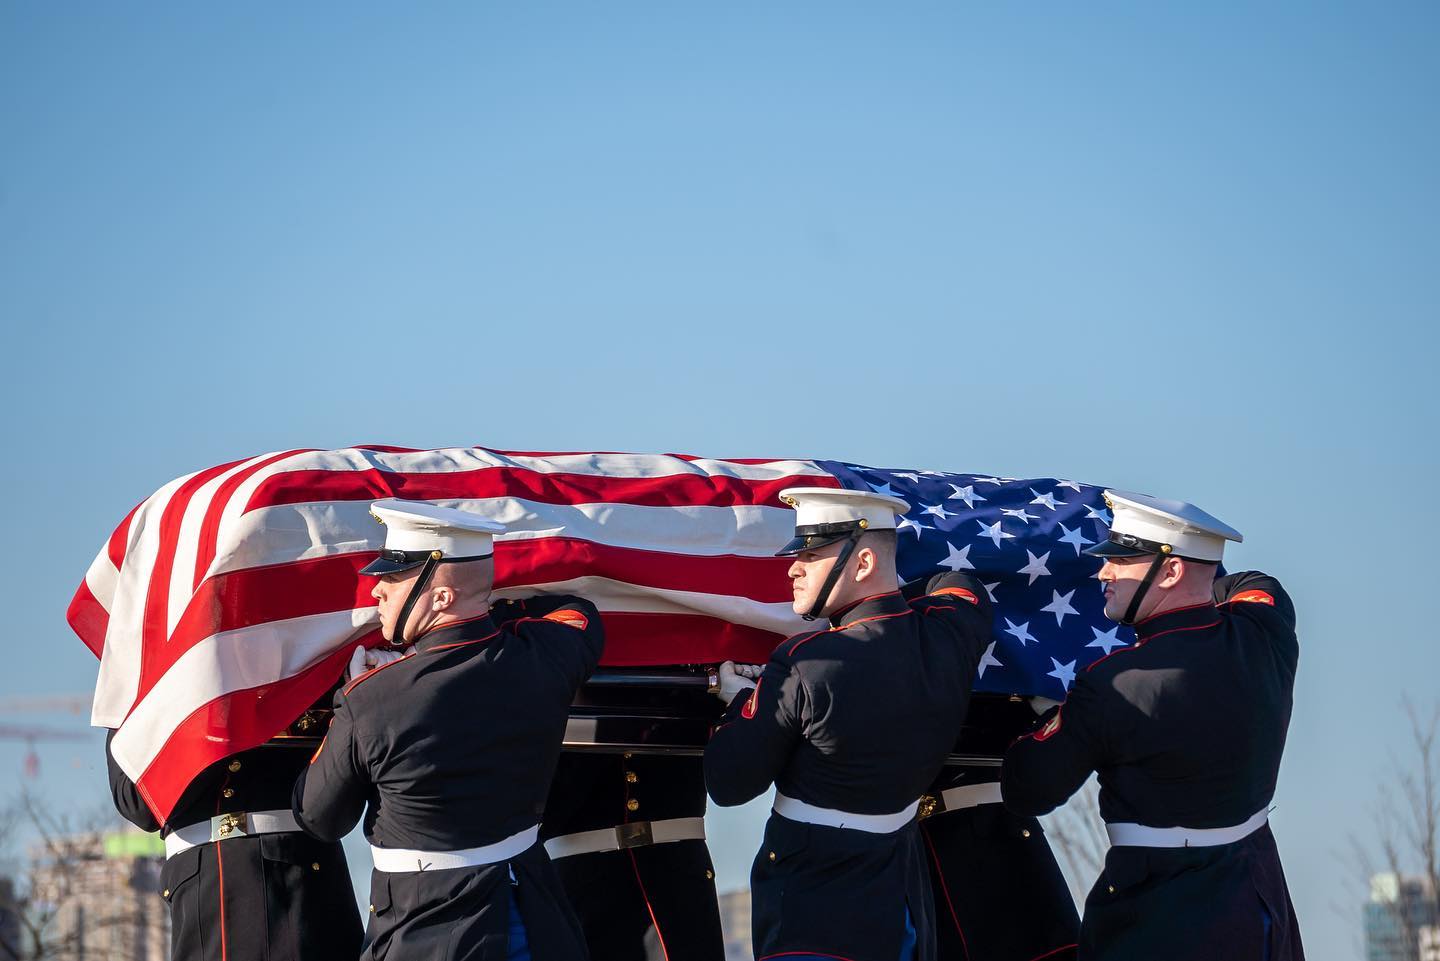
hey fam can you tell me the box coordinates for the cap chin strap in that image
[803,534,861,622]
[394,553,443,644]
[1120,552,1169,626]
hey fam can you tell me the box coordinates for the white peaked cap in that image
[369,499,506,558]
[776,484,910,550]
[779,486,910,530]
[1090,490,1242,563]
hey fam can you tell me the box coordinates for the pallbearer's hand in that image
[713,661,761,702]
[344,645,412,682]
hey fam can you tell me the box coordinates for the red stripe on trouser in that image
[67,580,110,658]
[920,824,971,961]
[628,848,670,960]
[135,641,358,823]
[243,466,838,513]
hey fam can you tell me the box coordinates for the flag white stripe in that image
[110,607,379,779]
[83,546,119,614]
[168,454,288,637]
[91,471,203,728]
[110,579,799,778]
[204,499,796,579]
[230,447,831,483]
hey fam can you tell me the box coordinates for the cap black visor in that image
[359,550,432,576]
[775,531,857,557]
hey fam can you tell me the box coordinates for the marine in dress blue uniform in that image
[1003,491,1305,961]
[291,500,603,961]
[918,762,1079,961]
[704,488,994,961]
[106,705,364,961]
[541,753,725,961]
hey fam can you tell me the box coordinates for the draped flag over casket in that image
[68,446,1131,821]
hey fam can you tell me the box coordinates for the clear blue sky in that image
[2,3,1436,957]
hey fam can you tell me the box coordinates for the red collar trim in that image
[413,611,497,651]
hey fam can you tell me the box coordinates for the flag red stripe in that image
[240,467,828,514]
[141,539,794,681]
[131,610,779,819]
[138,460,252,703]
[133,641,361,824]
[68,581,109,658]
[596,612,783,666]
[486,449,814,465]
[108,503,140,569]
[192,451,317,589]
[142,553,379,685]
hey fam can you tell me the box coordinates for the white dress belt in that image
[370,824,540,873]
[164,809,301,859]
[1105,807,1270,848]
[544,817,706,860]
[773,792,919,834]
[937,781,1004,812]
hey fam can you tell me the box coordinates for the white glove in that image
[712,661,763,702]
[345,645,412,682]
[1028,696,1062,715]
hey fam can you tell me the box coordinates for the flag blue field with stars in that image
[817,461,1134,698]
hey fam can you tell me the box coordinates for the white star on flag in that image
[1086,625,1127,655]
[982,581,1000,602]
[1056,479,1084,492]
[1041,589,1079,626]
[869,481,899,498]
[974,476,1007,486]
[938,542,974,571]
[1000,507,1037,523]
[893,472,923,482]
[1018,550,1052,585]
[1029,488,1067,511]
[976,519,1015,548]
[897,516,928,537]
[948,484,986,509]
[1057,523,1095,555]
[1084,504,1113,525]
[1047,657,1077,690]
[921,502,956,520]
[1003,619,1037,646]
[977,641,1004,678]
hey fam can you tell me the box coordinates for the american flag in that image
[68,446,1129,822]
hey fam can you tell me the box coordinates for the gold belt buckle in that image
[917,795,940,821]
[212,812,249,841]
[615,821,654,849]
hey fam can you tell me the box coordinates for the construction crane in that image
[0,694,95,778]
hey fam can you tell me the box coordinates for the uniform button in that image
[222,788,235,799]
[162,889,170,898]
[1021,829,1031,838]
[705,869,714,880]
[1107,885,1115,894]
[624,771,638,784]
[311,862,320,871]
[623,752,633,760]
[768,851,776,862]
[626,799,640,812]
[368,905,375,913]
[227,760,242,773]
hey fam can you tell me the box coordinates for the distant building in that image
[1365,873,1440,961]
[28,829,168,961]
[718,887,752,961]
